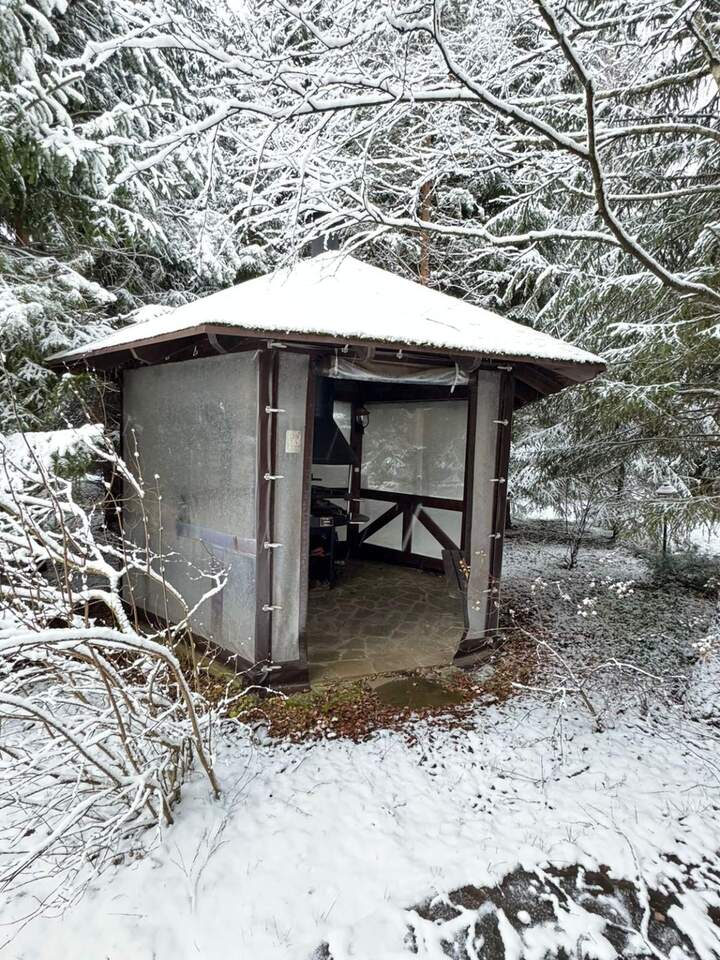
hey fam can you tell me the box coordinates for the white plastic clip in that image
[489,532,502,540]
[268,341,287,349]
[498,364,513,371]
[265,406,286,414]
[264,473,284,481]
[264,542,282,549]
[493,419,509,426]
[490,477,507,484]
[262,604,283,612]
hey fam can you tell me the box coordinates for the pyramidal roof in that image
[51,254,604,379]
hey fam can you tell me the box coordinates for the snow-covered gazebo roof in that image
[50,254,604,395]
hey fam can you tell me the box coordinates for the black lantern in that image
[355,405,370,433]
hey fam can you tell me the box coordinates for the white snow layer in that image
[0,425,102,487]
[4,696,719,960]
[52,254,604,369]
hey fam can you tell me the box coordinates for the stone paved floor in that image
[305,560,465,684]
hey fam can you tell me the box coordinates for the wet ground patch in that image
[231,667,491,741]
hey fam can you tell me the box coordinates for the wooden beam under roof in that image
[48,321,604,396]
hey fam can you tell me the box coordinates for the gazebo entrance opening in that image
[305,373,469,683]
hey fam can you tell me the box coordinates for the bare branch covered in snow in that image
[69,0,720,307]
[0,422,224,920]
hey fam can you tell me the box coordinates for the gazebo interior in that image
[304,373,469,684]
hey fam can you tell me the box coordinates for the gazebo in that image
[51,254,604,687]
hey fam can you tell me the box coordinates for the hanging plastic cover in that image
[317,355,469,389]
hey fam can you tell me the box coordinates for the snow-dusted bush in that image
[0,425,223,913]
[645,549,720,598]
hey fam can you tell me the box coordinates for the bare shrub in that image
[0,423,224,923]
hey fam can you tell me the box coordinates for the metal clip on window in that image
[264,474,284,481]
[264,542,282,549]
[262,604,283,612]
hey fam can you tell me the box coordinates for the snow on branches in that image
[0,424,223,919]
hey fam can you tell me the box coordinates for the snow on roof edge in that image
[49,254,605,371]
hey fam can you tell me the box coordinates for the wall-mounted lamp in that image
[355,405,370,433]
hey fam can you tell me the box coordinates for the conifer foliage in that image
[0,0,246,428]
[2,0,718,531]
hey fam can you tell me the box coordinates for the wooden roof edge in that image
[47,322,605,388]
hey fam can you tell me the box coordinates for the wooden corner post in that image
[485,371,514,634]
[255,348,279,665]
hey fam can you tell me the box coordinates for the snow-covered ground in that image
[3,531,719,960]
[4,694,720,959]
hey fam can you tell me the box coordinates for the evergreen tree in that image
[0,0,249,428]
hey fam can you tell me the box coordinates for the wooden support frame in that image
[347,397,364,555]
[454,369,515,666]
[355,488,462,569]
[485,373,514,634]
[461,373,478,552]
[254,349,279,664]
[358,502,403,544]
[295,368,316,675]
[416,508,459,551]
[359,488,463,512]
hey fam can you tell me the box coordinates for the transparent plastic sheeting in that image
[271,353,311,662]
[317,356,469,388]
[465,371,501,638]
[123,353,258,661]
[361,400,468,500]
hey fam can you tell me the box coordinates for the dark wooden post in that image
[347,397,364,556]
[254,349,279,664]
[485,372,514,634]
[461,371,478,553]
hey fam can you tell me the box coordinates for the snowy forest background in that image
[2,3,720,956]
[2,0,718,544]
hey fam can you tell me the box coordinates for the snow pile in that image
[3,694,719,959]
